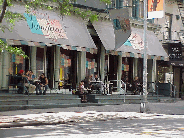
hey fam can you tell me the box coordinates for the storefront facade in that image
[0,4,97,90]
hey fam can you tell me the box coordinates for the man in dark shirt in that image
[17,70,29,94]
[36,73,48,95]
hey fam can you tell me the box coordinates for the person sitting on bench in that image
[36,73,48,95]
[78,81,87,103]
[17,70,36,95]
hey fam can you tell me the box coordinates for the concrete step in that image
[158,98,182,103]
[0,94,79,100]
[0,103,122,112]
[0,98,81,105]
[93,94,164,99]
[97,98,142,104]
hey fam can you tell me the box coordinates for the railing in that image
[147,82,159,100]
[110,80,126,102]
[170,84,176,98]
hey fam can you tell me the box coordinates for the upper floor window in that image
[132,0,140,18]
[164,13,172,40]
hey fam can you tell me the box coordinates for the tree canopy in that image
[0,0,111,58]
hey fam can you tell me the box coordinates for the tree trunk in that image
[0,0,7,23]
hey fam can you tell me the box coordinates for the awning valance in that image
[117,28,168,57]
[0,4,96,49]
[93,20,168,58]
[0,38,98,54]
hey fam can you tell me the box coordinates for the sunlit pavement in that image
[0,101,184,137]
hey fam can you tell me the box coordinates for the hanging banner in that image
[68,59,71,66]
[109,8,131,50]
[124,65,129,71]
[86,61,89,68]
[15,55,24,64]
[91,62,94,69]
[122,64,124,71]
[148,0,164,19]
[12,54,16,62]
[64,59,68,67]
[88,62,91,69]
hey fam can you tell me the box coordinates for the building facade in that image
[0,0,183,98]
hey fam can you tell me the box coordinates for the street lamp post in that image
[140,0,149,113]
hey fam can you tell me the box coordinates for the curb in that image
[0,103,121,112]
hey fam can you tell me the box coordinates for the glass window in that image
[60,52,71,81]
[86,52,97,78]
[132,0,140,18]
[157,61,171,83]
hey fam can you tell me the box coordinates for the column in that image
[30,46,37,76]
[117,54,122,89]
[147,59,153,92]
[152,59,157,83]
[100,45,105,82]
[0,50,2,89]
[134,58,138,78]
[147,59,153,83]
[2,50,10,89]
[147,59,157,92]
[77,51,86,85]
[152,59,157,92]
[81,51,86,81]
[54,46,60,89]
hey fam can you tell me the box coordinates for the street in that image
[0,118,184,138]
[0,101,184,138]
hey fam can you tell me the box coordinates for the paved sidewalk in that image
[0,101,183,127]
[0,101,184,138]
[0,100,184,116]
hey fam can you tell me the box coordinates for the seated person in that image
[78,81,87,102]
[91,74,103,94]
[83,76,90,89]
[17,70,36,94]
[133,76,142,95]
[28,70,36,84]
[36,73,48,95]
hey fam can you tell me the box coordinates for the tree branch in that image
[0,0,8,23]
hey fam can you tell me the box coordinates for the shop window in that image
[121,57,133,83]
[86,52,97,78]
[132,0,140,19]
[164,14,172,40]
[59,54,71,81]
[10,54,25,75]
[86,58,96,78]
[157,62,171,83]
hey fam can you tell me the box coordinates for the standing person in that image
[36,73,49,95]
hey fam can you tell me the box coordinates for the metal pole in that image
[140,0,149,113]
